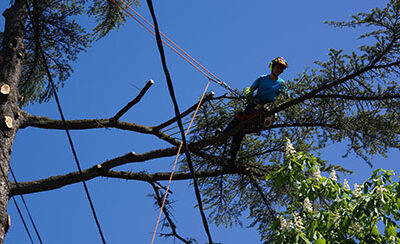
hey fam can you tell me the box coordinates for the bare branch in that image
[245,170,275,218]
[154,92,215,130]
[20,112,182,146]
[104,168,242,182]
[112,79,154,121]
[9,143,246,196]
[10,147,179,196]
[149,182,194,244]
[314,93,400,101]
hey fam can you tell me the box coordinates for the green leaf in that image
[385,224,397,237]
[372,225,380,236]
[315,237,326,244]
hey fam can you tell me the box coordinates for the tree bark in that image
[0,0,28,242]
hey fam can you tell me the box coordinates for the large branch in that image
[10,161,243,196]
[20,112,182,145]
[314,93,400,101]
[19,92,218,147]
[10,147,179,196]
[104,168,242,182]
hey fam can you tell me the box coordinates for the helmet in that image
[269,57,288,70]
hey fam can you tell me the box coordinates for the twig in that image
[112,79,154,121]
[155,92,214,130]
[149,182,193,244]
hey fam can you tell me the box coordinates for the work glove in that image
[244,87,254,105]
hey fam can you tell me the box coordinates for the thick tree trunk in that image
[0,0,27,242]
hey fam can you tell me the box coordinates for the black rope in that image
[11,197,34,244]
[24,0,107,242]
[0,165,34,244]
[145,1,213,243]
[41,55,107,244]
[10,168,43,244]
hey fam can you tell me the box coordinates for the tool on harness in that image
[234,103,277,132]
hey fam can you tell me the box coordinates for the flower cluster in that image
[331,212,340,228]
[343,179,350,190]
[353,183,363,198]
[279,216,289,231]
[313,167,322,180]
[293,211,304,232]
[285,138,296,157]
[374,185,387,195]
[303,197,313,213]
[329,169,337,181]
[352,222,362,236]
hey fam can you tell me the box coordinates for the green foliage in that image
[88,0,139,40]
[184,4,400,242]
[17,0,139,105]
[268,151,400,244]
[20,0,90,105]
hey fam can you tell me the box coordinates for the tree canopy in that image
[0,0,399,243]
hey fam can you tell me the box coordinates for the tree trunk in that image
[0,0,28,242]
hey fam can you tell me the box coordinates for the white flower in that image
[293,211,304,232]
[343,179,350,190]
[353,183,362,198]
[374,185,387,195]
[287,220,293,229]
[388,236,398,244]
[303,197,313,213]
[279,216,289,231]
[284,138,296,157]
[332,212,340,227]
[329,169,337,181]
[352,222,362,236]
[313,167,322,180]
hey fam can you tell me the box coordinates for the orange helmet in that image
[269,57,288,70]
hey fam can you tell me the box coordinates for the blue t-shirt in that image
[250,75,286,103]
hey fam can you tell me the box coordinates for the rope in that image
[150,80,211,244]
[111,0,240,98]
[26,1,107,242]
[145,0,213,242]
[11,197,34,244]
[10,168,43,244]
[42,57,107,244]
[0,166,34,244]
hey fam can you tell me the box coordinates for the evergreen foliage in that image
[185,0,400,242]
[15,0,139,105]
[1,0,399,242]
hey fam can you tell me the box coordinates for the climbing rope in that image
[110,0,241,98]
[150,80,211,244]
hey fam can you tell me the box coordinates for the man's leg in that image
[229,132,245,163]
[222,117,240,134]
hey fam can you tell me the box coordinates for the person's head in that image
[269,57,288,78]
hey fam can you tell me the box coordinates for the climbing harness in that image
[235,103,277,133]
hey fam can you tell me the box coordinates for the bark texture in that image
[0,0,27,242]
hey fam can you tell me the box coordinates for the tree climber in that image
[221,57,288,166]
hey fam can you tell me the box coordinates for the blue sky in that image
[1,0,399,243]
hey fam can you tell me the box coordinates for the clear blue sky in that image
[1,0,399,243]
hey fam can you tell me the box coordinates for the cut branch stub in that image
[4,116,13,129]
[0,84,10,95]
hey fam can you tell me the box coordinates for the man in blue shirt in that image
[222,57,288,166]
